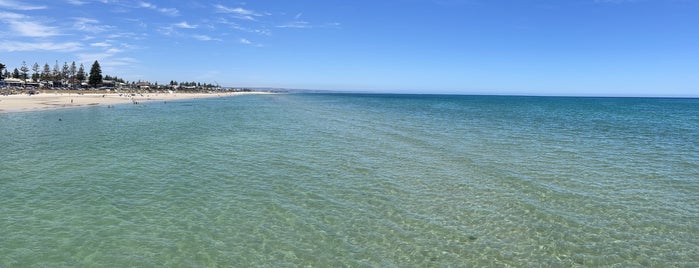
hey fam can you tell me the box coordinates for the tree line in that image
[0,60,104,87]
[0,60,225,91]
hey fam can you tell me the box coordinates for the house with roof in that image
[2,78,24,87]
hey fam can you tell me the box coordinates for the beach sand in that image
[0,92,264,113]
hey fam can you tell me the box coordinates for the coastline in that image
[0,91,267,114]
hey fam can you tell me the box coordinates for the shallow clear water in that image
[1,94,698,267]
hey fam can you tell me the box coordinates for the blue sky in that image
[0,0,697,96]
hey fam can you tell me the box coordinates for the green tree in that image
[88,60,102,87]
[69,61,76,78]
[52,61,60,81]
[76,63,86,84]
[32,62,40,81]
[62,62,69,80]
[69,61,77,88]
[20,61,29,80]
[42,63,51,81]
[0,63,5,80]
[13,68,20,78]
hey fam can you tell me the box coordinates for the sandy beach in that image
[0,91,264,113]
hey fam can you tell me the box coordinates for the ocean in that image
[1,93,697,267]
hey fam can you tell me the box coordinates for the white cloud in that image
[0,11,60,37]
[118,42,139,50]
[105,57,138,67]
[66,0,87,5]
[239,38,251,45]
[277,21,311,29]
[214,4,265,21]
[90,42,111,47]
[277,21,340,29]
[76,41,137,71]
[0,41,83,52]
[157,26,174,36]
[105,48,123,54]
[82,56,138,75]
[77,50,119,65]
[217,18,271,36]
[215,5,257,15]
[138,1,152,8]
[12,21,60,37]
[106,31,147,41]
[138,1,179,16]
[0,0,47,10]
[174,21,196,29]
[0,11,22,20]
[158,8,179,16]
[276,12,341,30]
[194,35,220,41]
[73,17,114,33]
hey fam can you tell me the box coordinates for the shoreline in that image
[0,91,268,114]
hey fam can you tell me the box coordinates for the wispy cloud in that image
[90,42,111,47]
[105,47,123,54]
[0,11,23,20]
[174,21,196,29]
[77,47,123,65]
[13,21,60,37]
[214,4,266,21]
[277,21,312,29]
[277,21,340,29]
[0,11,60,37]
[158,7,179,16]
[0,0,47,10]
[157,23,197,36]
[138,1,179,16]
[77,52,138,74]
[237,38,262,47]
[138,1,153,8]
[0,41,83,52]
[276,12,340,29]
[217,18,271,36]
[194,35,220,41]
[105,57,138,67]
[106,31,147,41]
[157,26,176,36]
[66,0,87,5]
[73,17,114,33]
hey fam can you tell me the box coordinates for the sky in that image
[0,0,697,96]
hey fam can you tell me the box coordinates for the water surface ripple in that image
[1,94,697,266]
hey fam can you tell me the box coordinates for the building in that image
[137,81,151,90]
[3,78,24,87]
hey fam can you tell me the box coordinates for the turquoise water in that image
[1,94,698,267]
